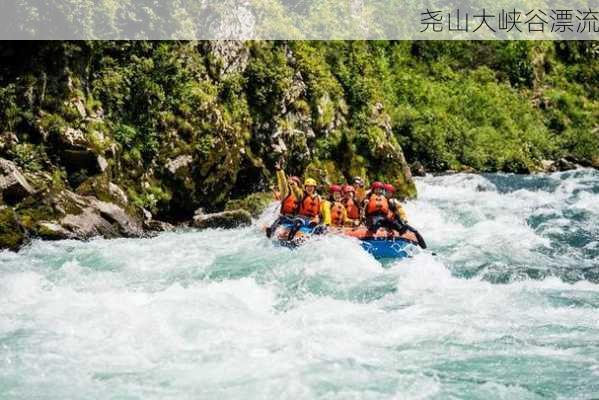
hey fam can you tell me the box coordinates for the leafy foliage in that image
[0,40,597,218]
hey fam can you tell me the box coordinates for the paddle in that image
[400,222,427,249]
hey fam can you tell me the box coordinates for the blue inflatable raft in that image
[273,221,417,260]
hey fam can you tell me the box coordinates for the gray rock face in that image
[410,161,426,177]
[143,219,175,232]
[166,155,193,176]
[541,158,579,172]
[54,191,143,239]
[192,209,252,230]
[49,127,108,175]
[108,183,128,206]
[59,127,88,147]
[61,149,107,174]
[36,222,73,240]
[0,158,35,204]
[541,160,557,172]
[555,158,578,171]
[207,41,250,76]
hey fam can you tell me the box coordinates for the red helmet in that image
[329,184,342,193]
[384,183,395,194]
[371,181,384,190]
[342,184,355,193]
[289,176,301,185]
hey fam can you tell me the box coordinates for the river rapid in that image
[1,169,598,399]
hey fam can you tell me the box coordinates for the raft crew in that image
[363,181,407,235]
[353,177,367,204]
[265,170,426,248]
[322,185,349,227]
[287,177,325,240]
[384,183,408,224]
[342,184,361,227]
[384,182,427,249]
[266,165,303,238]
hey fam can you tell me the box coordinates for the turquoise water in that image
[1,170,598,399]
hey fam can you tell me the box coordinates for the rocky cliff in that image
[0,41,419,250]
[1,40,597,251]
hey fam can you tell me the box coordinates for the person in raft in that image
[383,183,408,224]
[363,181,407,235]
[352,176,367,204]
[321,184,350,228]
[287,177,325,240]
[384,183,427,249]
[266,163,302,238]
[342,184,361,227]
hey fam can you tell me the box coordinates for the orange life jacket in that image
[344,198,360,220]
[298,194,321,217]
[366,194,389,216]
[280,193,299,215]
[330,201,345,226]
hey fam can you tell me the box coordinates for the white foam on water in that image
[1,169,598,399]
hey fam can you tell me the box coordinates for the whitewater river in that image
[1,169,598,399]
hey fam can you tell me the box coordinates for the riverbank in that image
[1,41,597,251]
[2,161,596,252]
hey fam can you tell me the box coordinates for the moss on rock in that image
[192,209,252,230]
[225,192,274,218]
[0,207,26,251]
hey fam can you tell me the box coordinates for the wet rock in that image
[93,200,143,237]
[60,208,116,239]
[555,158,577,171]
[143,219,175,232]
[0,158,36,204]
[460,165,477,173]
[592,156,599,169]
[0,207,26,251]
[192,209,252,230]
[541,160,557,172]
[410,161,426,177]
[54,190,143,239]
[36,221,72,240]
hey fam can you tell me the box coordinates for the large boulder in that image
[541,160,557,173]
[0,207,26,251]
[192,209,252,230]
[36,221,73,240]
[555,158,578,171]
[76,175,129,207]
[0,158,35,204]
[410,161,426,177]
[49,190,143,240]
[48,127,108,175]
